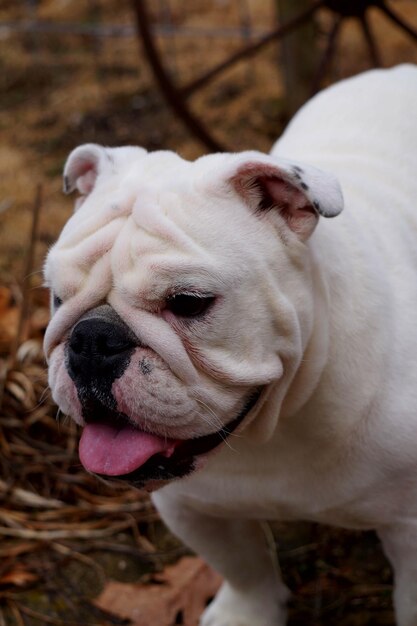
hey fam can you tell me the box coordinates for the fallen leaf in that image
[30,306,50,335]
[0,286,12,312]
[0,564,38,587]
[0,286,19,352]
[94,556,222,626]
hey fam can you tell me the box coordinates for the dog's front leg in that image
[378,524,417,626]
[153,490,289,626]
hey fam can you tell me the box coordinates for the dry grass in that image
[0,189,181,625]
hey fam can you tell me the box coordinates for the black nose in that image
[67,317,136,385]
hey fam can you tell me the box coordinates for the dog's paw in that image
[199,582,288,626]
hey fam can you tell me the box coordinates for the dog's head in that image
[44,144,343,489]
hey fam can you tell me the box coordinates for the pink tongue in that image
[79,423,177,476]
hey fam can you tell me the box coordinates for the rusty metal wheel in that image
[131,0,417,151]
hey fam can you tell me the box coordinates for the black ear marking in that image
[291,166,310,192]
[63,175,70,194]
[140,358,153,375]
[291,166,302,180]
[53,294,63,309]
[63,143,107,197]
[230,154,344,232]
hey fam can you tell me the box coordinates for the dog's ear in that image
[230,155,343,241]
[63,144,112,196]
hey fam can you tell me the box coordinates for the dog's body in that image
[45,65,417,625]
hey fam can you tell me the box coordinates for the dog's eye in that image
[165,294,215,318]
[53,294,63,310]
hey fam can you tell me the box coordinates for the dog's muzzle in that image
[64,304,262,489]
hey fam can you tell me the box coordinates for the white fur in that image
[155,65,417,626]
[45,65,417,625]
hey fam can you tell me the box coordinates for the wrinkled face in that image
[44,144,342,489]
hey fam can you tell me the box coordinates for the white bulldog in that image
[44,65,417,626]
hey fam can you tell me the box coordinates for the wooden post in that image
[277,0,318,115]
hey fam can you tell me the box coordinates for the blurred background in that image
[0,1,417,624]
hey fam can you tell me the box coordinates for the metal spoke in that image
[131,0,226,152]
[378,1,417,41]
[181,0,325,98]
[132,0,417,152]
[360,10,382,66]
[311,14,343,95]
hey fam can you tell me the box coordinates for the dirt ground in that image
[1,1,417,625]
